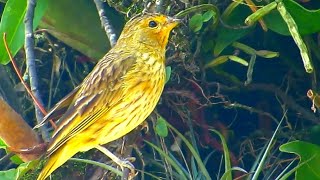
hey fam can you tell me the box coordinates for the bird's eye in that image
[148,20,158,28]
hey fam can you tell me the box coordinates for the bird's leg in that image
[96,145,136,177]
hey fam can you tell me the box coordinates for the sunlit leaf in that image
[155,117,168,137]
[245,2,277,26]
[277,1,312,73]
[0,138,7,149]
[264,0,320,36]
[202,10,215,22]
[0,0,48,64]
[205,55,229,68]
[0,169,17,180]
[280,141,320,179]
[10,155,23,165]
[0,160,38,180]
[189,14,203,32]
[228,55,248,66]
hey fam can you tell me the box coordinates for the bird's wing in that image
[46,52,136,156]
[34,86,80,129]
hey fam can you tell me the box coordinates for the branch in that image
[247,83,319,123]
[93,0,117,47]
[25,0,49,140]
[213,82,319,124]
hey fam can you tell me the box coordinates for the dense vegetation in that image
[0,0,320,179]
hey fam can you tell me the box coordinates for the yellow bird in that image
[37,13,179,179]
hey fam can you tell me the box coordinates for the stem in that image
[93,0,117,47]
[25,0,49,140]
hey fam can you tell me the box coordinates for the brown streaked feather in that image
[46,52,137,156]
[37,13,179,180]
[34,86,80,129]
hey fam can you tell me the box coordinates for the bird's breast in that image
[121,52,165,118]
[94,53,166,143]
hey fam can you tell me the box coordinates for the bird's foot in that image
[96,145,137,179]
[115,157,136,177]
[141,121,149,133]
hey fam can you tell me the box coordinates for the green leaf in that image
[277,1,312,73]
[155,117,168,137]
[10,155,23,165]
[214,3,254,56]
[0,160,38,180]
[256,50,279,58]
[264,0,320,36]
[202,10,215,22]
[189,14,203,32]
[245,2,277,26]
[210,129,232,180]
[205,55,229,68]
[70,158,122,176]
[228,55,248,66]
[144,140,189,179]
[280,141,320,180]
[0,138,23,164]
[0,138,8,149]
[231,42,256,55]
[39,0,122,61]
[165,66,172,84]
[166,122,212,180]
[221,167,247,180]
[0,0,48,64]
[0,169,17,180]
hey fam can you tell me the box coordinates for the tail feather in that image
[37,143,78,180]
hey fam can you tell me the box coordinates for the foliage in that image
[1,0,320,179]
[0,0,48,64]
[280,141,320,179]
[0,138,39,179]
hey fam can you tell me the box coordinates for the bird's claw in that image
[115,157,136,177]
[141,121,149,133]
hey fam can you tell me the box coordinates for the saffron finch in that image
[37,13,179,179]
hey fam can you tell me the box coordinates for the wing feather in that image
[46,52,136,156]
[34,86,80,129]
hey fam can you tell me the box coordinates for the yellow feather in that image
[37,13,179,179]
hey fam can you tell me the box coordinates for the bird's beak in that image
[166,16,181,30]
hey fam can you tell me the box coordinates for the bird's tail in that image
[37,143,78,180]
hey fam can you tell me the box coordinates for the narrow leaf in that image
[228,55,249,66]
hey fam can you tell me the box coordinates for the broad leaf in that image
[264,0,320,36]
[280,141,320,179]
[214,3,253,56]
[0,0,48,64]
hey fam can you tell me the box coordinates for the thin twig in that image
[3,34,46,118]
[3,33,56,130]
[93,0,117,47]
[24,0,49,140]
[211,82,319,123]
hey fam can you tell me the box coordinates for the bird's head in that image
[117,13,180,50]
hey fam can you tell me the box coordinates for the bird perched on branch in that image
[36,13,179,180]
